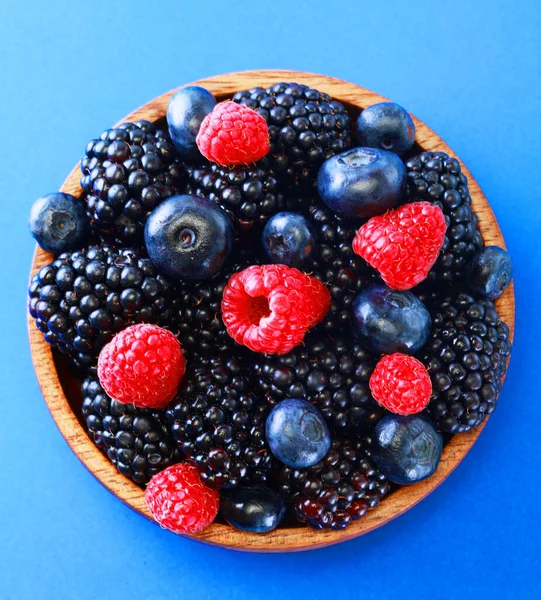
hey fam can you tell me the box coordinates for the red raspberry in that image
[145,463,219,534]
[221,264,331,355]
[353,202,446,290]
[97,324,186,409]
[369,353,432,415]
[196,101,270,166]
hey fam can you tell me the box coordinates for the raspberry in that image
[353,202,446,290]
[97,324,186,409]
[145,463,219,534]
[221,264,331,355]
[369,353,432,415]
[196,101,270,166]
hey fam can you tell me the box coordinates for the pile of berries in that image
[28,82,513,536]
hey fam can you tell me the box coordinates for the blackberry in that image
[165,355,273,489]
[184,162,284,233]
[253,333,383,434]
[28,245,174,373]
[80,120,184,245]
[406,151,484,284]
[419,293,512,433]
[276,438,390,530]
[82,376,181,484]
[233,82,351,194]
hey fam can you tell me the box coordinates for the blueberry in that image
[166,86,216,158]
[222,485,286,533]
[467,246,513,299]
[317,147,405,220]
[29,193,89,254]
[262,212,316,268]
[351,285,431,355]
[266,399,331,468]
[355,102,415,155]
[144,195,233,281]
[371,414,443,484]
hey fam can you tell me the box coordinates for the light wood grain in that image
[28,70,515,552]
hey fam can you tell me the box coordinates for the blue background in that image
[1,1,540,598]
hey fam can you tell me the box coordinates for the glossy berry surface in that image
[144,195,233,281]
[222,485,286,533]
[351,285,431,355]
[467,246,513,299]
[371,414,443,484]
[262,212,316,268]
[317,147,405,220]
[356,102,415,155]
[29,192,89,254]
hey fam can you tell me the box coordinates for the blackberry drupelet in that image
[419,293,511,433]
[82,376,181,484]
[165,355,274,489]
[406,151,484,284]
[253,333,383,434]
[276,438,390,530]
[80,120,184,245]
[28,245,174,373]
[233,82,351,194]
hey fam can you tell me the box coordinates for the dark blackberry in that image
[82,376,181,484]
[233,82,351,194]
[28,245,174,373]
[419,293,512,433]
[406,151,484,284]
[276,437,390,530]
[165,355,273,489]
[184,162,284,233]
[253,333,383,434]
[80,120,184,245]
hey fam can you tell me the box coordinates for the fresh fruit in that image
[222,485,286,533]
[467,246,513,299]
[196,101,270,166]
[369,353,432,415]
[165,355,274,489]
[144,195,233,281]
[80,121,184,245]
[82,376,181,484]
[233,82,351,193]
[145,463,220,534]
[28,192,89,254]
[353,201,447,290]
[184,162,284,232]
[262,212,316,268]
[317,147,405,219]
[406,151,484,283]
[167,86,216,158]
[277,437,390,530]
[221,264,331,355]
[97,324,185,409]
[28,246,174,372]
[420,293,512,433]
[266,399,331,468]
[351,284,431,355]
[371,414,443,484]
[355,102,415,155]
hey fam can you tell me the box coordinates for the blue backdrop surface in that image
[1,1,540,598]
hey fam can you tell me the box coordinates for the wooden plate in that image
[28,70,515,552]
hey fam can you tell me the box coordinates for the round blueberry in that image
[144,195,233,281]
[371,414,443,485]
[29,193,89,254]
[317,147,405,220]
[351,285,431,355]
[356,102,415,155]
[266,399,331,468]
[166,86,216,158]
[467,246,513,299]
[262,212,316,268]
[222,485,286,533]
